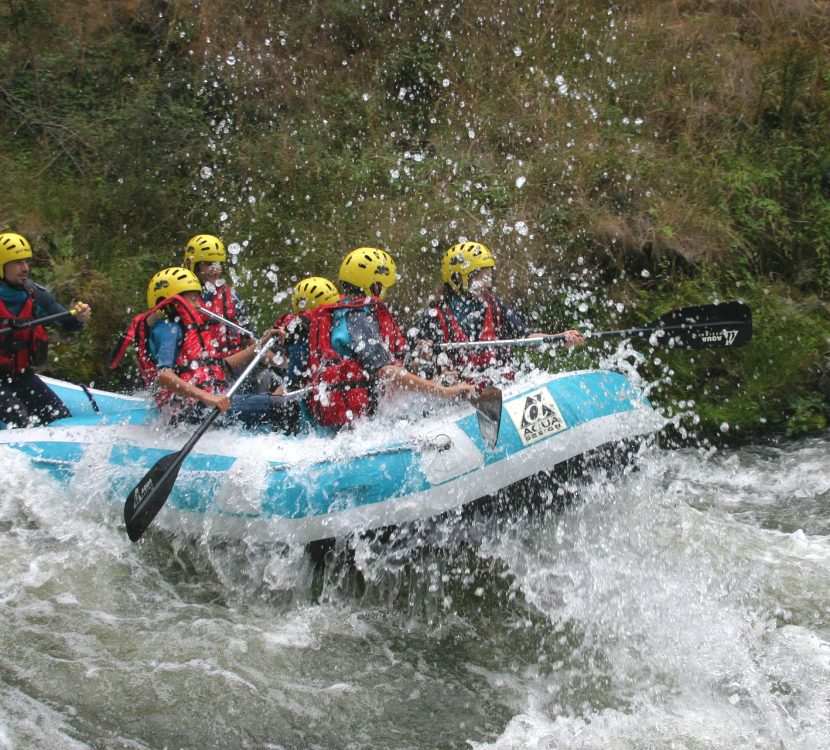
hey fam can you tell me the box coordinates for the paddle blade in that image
[651,301,753,349]
[124,451,183,542]
[471,386,503,449]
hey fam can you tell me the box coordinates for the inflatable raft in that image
[1,370,666,544]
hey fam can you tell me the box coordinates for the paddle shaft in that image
[0,308,75,335]
[124,338,276,541]
[198,306,255,339]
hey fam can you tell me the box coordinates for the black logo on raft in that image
[516,392,566,444]
[699,328,739,345]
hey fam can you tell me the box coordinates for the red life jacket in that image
[202,283,245,356]
[109,295,228,410]
[305,298,405,427]
[0,292,50,374]
[433,292,504,374]
[272,312,302,332]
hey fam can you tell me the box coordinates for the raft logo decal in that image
[506,389,567,445]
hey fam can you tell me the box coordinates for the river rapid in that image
[1,434,829,750]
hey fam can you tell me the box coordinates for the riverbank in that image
[1,1,828,438]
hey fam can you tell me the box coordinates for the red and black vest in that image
[0,292,50,374]
[305,298,405,427]
[202,283,246,356]
[109,295,228,411]
[432,292,505,374]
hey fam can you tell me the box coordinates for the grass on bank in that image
[1,0,829,438]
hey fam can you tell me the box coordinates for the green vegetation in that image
[2,0,828,439]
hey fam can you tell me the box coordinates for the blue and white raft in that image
[1,370,666,544]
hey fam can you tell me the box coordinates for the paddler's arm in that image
[223,326,285,370]
[31,283,91,330]
[498,298,584,346]
[378,364,475,401]
[157,369,231,412]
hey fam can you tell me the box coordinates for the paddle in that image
[123,339,276,542]
[78,382,101,414]
[469,386,502,449]
[0,308,76,336]
[439,301,752,352]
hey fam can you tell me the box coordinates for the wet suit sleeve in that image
[413,307,444,347]
[405,307,445,379]
[496,298,529,339]
[32,285,84,333]
[345,308,392,371]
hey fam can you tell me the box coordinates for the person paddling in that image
[109,267,296,431]
[274,276,342,391]
[183,233,252,356]
[0,232,92,427]
[410,241,584,382]
[304,247,475,429]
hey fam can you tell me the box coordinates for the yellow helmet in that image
[0,233,33,276]
[147,267,202,309]
[441,241,495,293]
[291,276,340,313]
[183,234,226,271]
[339,247,396,299]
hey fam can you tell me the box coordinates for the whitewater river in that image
[1,434,828,749]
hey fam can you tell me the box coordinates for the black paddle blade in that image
[471,386,503,449]
[652,301,752,349]
[124,451,184,542]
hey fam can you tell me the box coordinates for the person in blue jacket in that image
[278,276,342,391]
[0,232,91,427]
[110,267,297,432]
